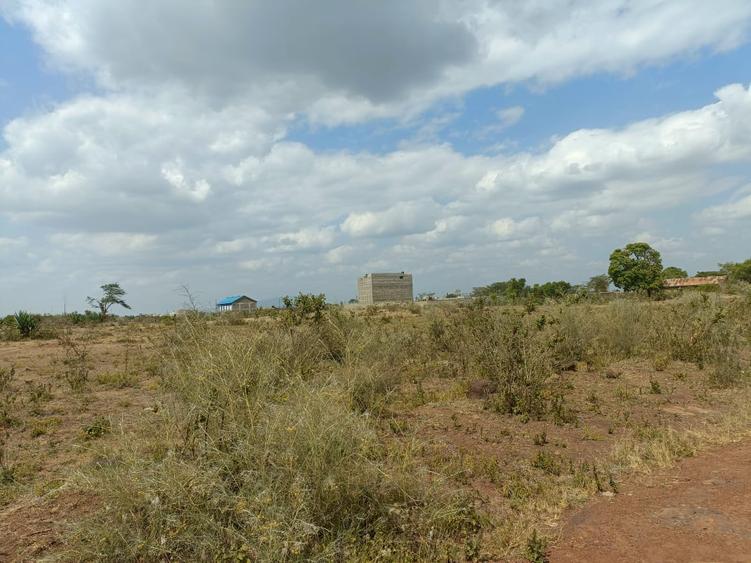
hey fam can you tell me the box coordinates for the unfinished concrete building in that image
[357,272,413,305]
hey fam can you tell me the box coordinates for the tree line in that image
[472,242,751,300]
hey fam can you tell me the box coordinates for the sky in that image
[1,1,751,314]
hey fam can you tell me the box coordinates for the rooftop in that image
[216,295,256,305]
[663,276,727,288]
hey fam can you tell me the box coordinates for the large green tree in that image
[472,278,528,301]
[608,242,663,295]
[662,266,688,279]
[720,259,751,283]
[87,283,131,321]
[587,274,610,293]
[530,280,572,299]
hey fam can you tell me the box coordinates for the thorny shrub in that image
[63,292,750,560]
[65,316,480,561]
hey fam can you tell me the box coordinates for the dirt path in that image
[551,439,751,563]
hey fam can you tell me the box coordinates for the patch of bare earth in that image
[0,489,96,561]
[392,357,746,557]
[551,439,751,563]
[0,323,162,561]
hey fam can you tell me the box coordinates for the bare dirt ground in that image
[552,438,751,563]
[0,324,162,561]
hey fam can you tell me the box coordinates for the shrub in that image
[13,311,38,338]
[0,315,18,341]
[648,293,746,385]
[448,307,555,419]
[549,295,748,388]
[95,371,138,388]
[66,317,479,560]
[550,300,649,370]
[59,331,91,392]
[0,366,18,429]
[526,529,549,563]
[531,450,562,476]
[282,292,327,325]
[487,316,552,419]
[67,310,102,324]
[82,416,111,439]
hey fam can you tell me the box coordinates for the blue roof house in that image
[216,295,257,312]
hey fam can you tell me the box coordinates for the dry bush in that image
[437,305,556,419]
[65,317,479,561]
[58,331,91,392]
[0,366,18,429]
[648,293,747,386]
[61,294,750,560]
[550,300,650,370]
[549,294,749,387]
[326,309,431,415]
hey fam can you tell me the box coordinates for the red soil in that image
[552,439,751,563]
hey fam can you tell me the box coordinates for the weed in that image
[0,365,14,395]
[533,431,548,446]
[649,378,662,394]
[653,352,670,372]
[531,451,561,476]
[581,428,604,441]
[586,391,601,413]
[550,392,577,425]
[82,416,111,440]
[592,465,604,493]
[30,417,61,438]
[614,386,633,401]
[95,371,138,388]
[26,381,53,404]
[59,331,91,392]
[608,473,619,493]
[709,353,746,388]
[0,465,14,485]
[525,529,549,563]
[0,366,18,428]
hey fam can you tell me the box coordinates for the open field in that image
[1,290,750,561]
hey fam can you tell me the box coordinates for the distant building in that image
[663,276,726,289]
[216,295,257,312]
[357,272,413,305]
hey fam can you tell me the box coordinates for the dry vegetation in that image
[1,288,750,561]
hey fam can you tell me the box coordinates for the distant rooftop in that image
[663,276,726,288]
[361,272,409,277]
[216,295,256,305]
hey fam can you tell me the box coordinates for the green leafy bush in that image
[82,416,111,439]
[282,292,327,324]
[13,311,38,338]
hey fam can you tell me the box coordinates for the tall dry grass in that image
[61,291,750,560]
[64,316,480,561]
